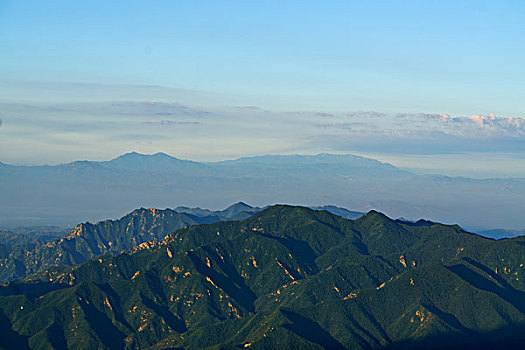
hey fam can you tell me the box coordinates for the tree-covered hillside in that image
[0,203,258,282]
[0,206,523,349]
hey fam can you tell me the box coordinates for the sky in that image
[1,1,524,177]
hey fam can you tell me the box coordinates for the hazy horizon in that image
[1,88,525,178]
[1,1,524,228]
[2,149,525,180]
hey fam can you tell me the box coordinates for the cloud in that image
[312,111,385,119]
[420,113,525,136]
[140,101,189,109]
[2,98,525,169]
[346,111,386,118]
[144,120,199,125]
[466,114,525,133]
[420,113,452,122]
[316,112,335,118]
[316,122,369,130]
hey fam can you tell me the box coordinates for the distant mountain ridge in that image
[103,151,208,172]
[480,228,525,240]
[175,201,261,220]
[311,205,363,220]
[0,227,65,248]
[0,205,523,349]
[1,152,525,230]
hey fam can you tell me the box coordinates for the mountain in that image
[0,226,66,247]
[0,204,258,282]
[212,153,408,178]
[0,202,363,283]
[0,205,523,349]
[103,152,208,173]
[176,203,361,222]
[1,152,525,230]
[0,232,59,257]
[175,202,262,220]
[480,228,525,240]
[0,227,68,274]
[311,205,364,220]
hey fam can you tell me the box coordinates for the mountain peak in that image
[355,209,400,228]
[62,160,103,170]
[227,201,253,209]
[105,151,205,171]
[112,151,177,161]
[362,209,390,219]
[152,152,172,158]
[221,201,256,217]
[310,205,364,220]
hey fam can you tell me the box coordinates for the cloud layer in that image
[1,99,524,177]
[426,113,525,136]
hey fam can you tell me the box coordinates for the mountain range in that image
[2,152,525,231]
[0,202,260,282]
[480,228,525,240]
[0,202,363,282]
[0,205,523,349]
[0,226,67,248]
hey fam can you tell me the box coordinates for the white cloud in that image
[420,112,525,136]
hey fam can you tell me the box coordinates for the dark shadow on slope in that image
[141,294,187,333]
[260,233,319,274]
[343,311,383,348]
[187,251,256,313]
[14,259,27,279]
[383,323,525,350]
[355,304,392,345]
[462,257,514,289]
[281,309,346,349]
[92,228,112,253]
[77,297,126,349]
[97,282,134,332]
[64,248,90,267]
[351,241,370,256]
[420,303,472,334]
[447,263,525,315]
[0,309,29,350]
[137,270,188,331]
[0,280,69,298]
[44,322,68,350]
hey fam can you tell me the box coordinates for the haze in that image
[1,1,524,226]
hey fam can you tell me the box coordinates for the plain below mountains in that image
[1,152,525,231]
[0,205,524,349]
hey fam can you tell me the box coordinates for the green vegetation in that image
[0,205,256,282]
[0,205,524,349]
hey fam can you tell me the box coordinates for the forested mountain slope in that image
[0,206,523,349]
[0,203,257,282]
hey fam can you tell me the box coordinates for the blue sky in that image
[2,0,524,113]
[1,1,524,176]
